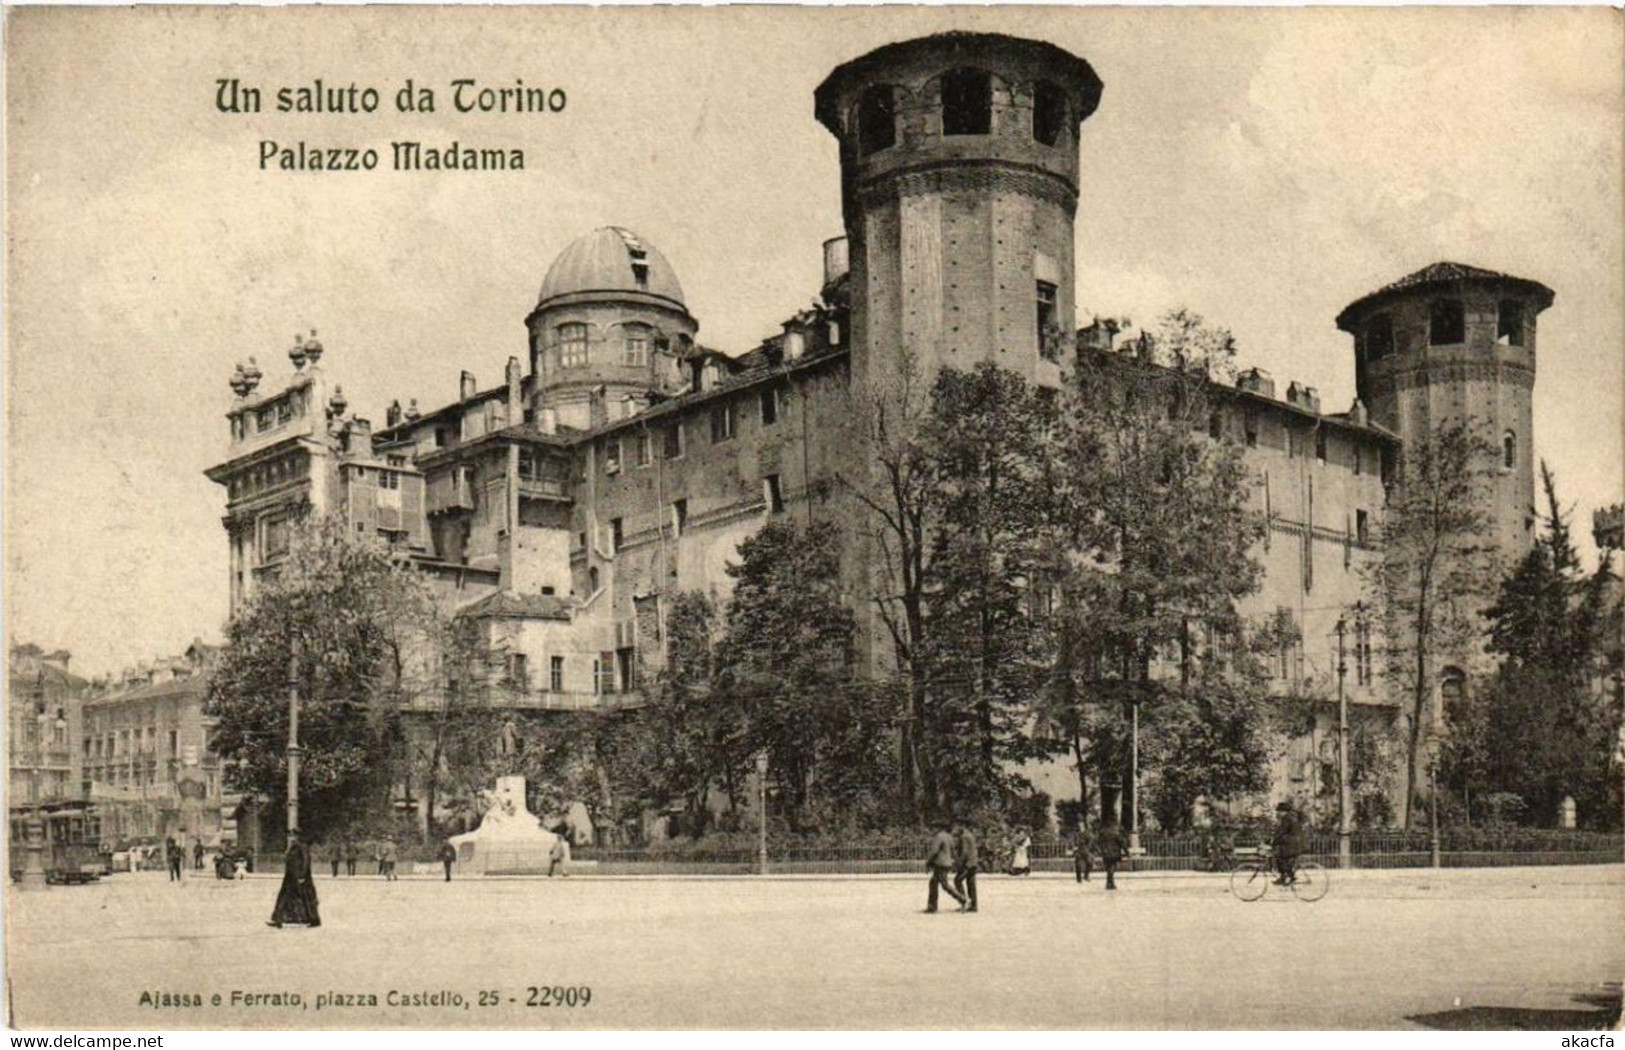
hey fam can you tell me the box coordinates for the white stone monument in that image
[447,776,561,875]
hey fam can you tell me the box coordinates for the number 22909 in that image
[526,986,592,1007]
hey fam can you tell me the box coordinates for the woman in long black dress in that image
[268,832,321,928]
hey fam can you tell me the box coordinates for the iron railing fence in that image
[233,829,1621,876]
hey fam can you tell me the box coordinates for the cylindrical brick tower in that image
[1336,261,1555,561]
[526,226,698,430]
[815,33,1103,393]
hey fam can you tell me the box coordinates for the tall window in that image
[623,327,650,367]
[1032,80,1067,145]
[1315,428,1327,463]
[549,656,565,692]
[604,437,621,472]
[1035,281,1058,360]
[760,386,781,426]
[671,498,688,537]
[1356,509,1370,545]
[1429,299,1465,345]
[710,403,737,444]
[1496,300,1525,346]
[857,85,896,156]
[1244,412,1258,448]
[663,423,684,460]
[941,68,992,135]
[596,652,617,694]
[1503,430,1516,470]
[764,474,784,515]
[1366,313,1394,361]
[558,323,589,367]
[635,431,653,467]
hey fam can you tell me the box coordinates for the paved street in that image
[6,864,1622,1030]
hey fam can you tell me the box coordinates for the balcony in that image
[517,476,570,501]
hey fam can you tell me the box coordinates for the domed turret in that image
[536,226,686,311]
[526,227,699,430]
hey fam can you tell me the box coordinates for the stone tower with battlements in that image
[1337,261,1555,562]
[815,33,1103,397]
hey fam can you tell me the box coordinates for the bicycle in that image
[1228,844,1328,902]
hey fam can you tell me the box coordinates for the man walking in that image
[382,838,398,881]
[344,840,357,876]
[165,836,183,882]
[924,821,966,913]
[1098,817,1125,891]
[439,840,457,882]
[329,842,341,878]
[193,839,205,871]
[1073,823,1095,883]
[952,821,980,913]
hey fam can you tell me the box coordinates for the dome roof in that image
[537,227,686,309]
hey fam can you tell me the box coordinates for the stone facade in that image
[198,32,1549,827]
[7,646,85,806]
[78,642,226,848]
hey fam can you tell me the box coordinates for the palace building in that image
[203,32,1550,832]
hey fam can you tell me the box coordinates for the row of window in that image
[1362,298,1527,361]
[232,393,304,441]
[554,323,658,369]
[856,71,1071,156]
[503,649,636,695]
[602,386,786,472]
[84,727,190,760]
[227,454,309,500]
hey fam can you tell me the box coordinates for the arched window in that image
[1032,80,1067,146]
[1503,430,1516,470]
[588,565,600,593]
[1496,299,1525,346]
[1429,299,1465,345]
[558,323,589,367]
[1440,667,1467,723]
[857,85,896,156]
[941,68,992,136]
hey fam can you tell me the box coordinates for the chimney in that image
[460,371,477,402]
[1302,386,1321,414]
[404,398,421,422]
[538,407,558,435]
[1350,399,1369,427]
[506,357,523,424]
[386,400,403,428]
[1237,368,1276,399]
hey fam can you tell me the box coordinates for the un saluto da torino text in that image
[215,79,566,173]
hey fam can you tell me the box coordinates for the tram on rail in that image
[8,802,110,883]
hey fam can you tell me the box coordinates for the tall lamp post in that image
[286,643,302,839]
[18,681,51,891]
[1425,725,1442,869]
[1127,697,1141,855]
[1334,612,1352,870]
[755,752,769,876]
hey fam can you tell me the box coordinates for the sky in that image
[6,6,1623,678]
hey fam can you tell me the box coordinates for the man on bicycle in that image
[1271,801,1303,885]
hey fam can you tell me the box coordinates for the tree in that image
[845,350,940,812]
[206,515,434,843]
[1454,463,1624,827]
[1369,420,1496,828]
[915,363,1063,811]
[1048,310,1267,828]
[713,518,897,828]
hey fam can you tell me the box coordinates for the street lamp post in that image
[1334,613,1351,870]
[19,680,51,890]
[755,752,769,876]
[1426,730,1442,870]
[286,644,302,838]
[1128,698,1141,855]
